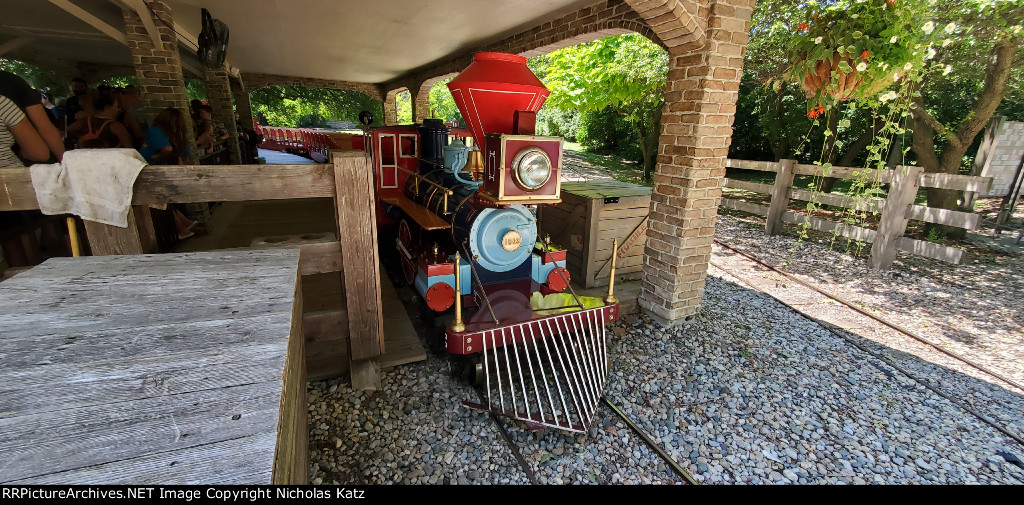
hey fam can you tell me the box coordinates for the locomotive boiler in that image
[367,52,620,432]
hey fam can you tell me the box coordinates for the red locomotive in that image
[366,53,620,432]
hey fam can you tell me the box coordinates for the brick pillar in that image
[413,81,431,124]
[231,77,254,130]
[205,66,242,164]
[123,1,196,163]
[384,89,399,126]
[638,0,753,325]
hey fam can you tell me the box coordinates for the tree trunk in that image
[910,39,1018,241]
[771,87,789,161]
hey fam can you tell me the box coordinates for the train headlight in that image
[511,147,552,191]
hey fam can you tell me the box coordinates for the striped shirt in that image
[0,95,27,167]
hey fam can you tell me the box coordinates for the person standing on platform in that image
[0,71,65,162]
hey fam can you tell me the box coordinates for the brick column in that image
[383,89,399,126]
[205,66,242,164]
[413,81,431,124]
[123,1,196,163]
[231,77,254,130]
[638,0,753,325]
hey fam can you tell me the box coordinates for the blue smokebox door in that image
[469,205,537,273]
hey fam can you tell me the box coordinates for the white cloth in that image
[29,149,149,228]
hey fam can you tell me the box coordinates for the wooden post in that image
[332,151,383,390]
[132,206,160,254]
[869,165,923,269]
[964,116,1005,208]
[582,197,601,287]
[765,159,795,235]
[82,211,145,256]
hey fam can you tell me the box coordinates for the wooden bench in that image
[0,249,306,484]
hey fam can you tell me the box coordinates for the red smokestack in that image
[447,52,550,146]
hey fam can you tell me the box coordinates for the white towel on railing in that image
[29,149,148,228]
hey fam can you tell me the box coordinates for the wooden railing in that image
[721,159,994,268]
[0,152,384,389]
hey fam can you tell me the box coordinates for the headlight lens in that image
[512,147,552,190]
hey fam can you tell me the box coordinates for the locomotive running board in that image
[462,306,609,433]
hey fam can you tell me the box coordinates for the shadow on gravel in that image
[306,248,1024,485]
[714,213,1022,365]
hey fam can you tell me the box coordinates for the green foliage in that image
[396,90,412,124]
[186,79,207,102]
[577,107,641,162]
[99,75,139,89]
[250,85,383,128]
[428,77,461,124]
[0,59,68,98]
[538,33,667,180]
[536,106,580,141]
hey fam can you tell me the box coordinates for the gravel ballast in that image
[307,214,1024,485]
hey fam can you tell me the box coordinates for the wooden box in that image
[538,180,651,288]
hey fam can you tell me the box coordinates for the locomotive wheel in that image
[452,355,484,387]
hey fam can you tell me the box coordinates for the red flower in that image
[797,21,810,33]
[860,50,872,60]
[807,103,825,119]
[886,0,896,6]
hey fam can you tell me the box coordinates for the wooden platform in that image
[174,199,425,380]
[0,250,306,484]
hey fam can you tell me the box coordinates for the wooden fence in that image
[0,151,384,389]
[720,159,994,268]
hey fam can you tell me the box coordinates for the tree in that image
[542,33,668,181]
[250,85,382,128]
[429,77,462,124]
[909,1,1024,238]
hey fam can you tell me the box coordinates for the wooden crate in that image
[539,180,651,288]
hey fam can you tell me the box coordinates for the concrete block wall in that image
[981,120,1024,197]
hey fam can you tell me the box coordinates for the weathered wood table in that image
[0,249,307,484]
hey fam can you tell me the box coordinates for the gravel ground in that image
[306,201,1023,485]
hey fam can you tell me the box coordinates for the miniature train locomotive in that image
[365,52,620,432]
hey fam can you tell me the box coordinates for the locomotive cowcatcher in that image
[364,52,620,432]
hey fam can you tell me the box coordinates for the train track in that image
[484,391,699,485]
[710,238,1024,448]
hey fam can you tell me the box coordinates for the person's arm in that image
[66,117,87,140]
[110,122,134,149]
[24,104,64,161]
[121,112,143,143]
[9,117,50,162]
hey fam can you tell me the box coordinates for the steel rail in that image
[710,240,1024,448]
[711,239,1024,394]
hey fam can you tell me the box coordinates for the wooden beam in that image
[49,0,129,46]
[0,165,336,211]
[249,239,343,276]
[726,159,780,173]
[0,37,34,57]
[720,197,770,217]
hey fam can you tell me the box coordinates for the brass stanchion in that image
[453,252,466,332]
[604,238,618,304]
[67,217,81,257]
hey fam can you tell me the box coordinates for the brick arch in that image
[241,72,383,100]
[412,72,459,123]
[381,1,665,95]
[383,87,410,126]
